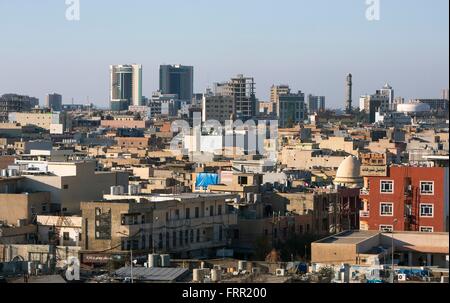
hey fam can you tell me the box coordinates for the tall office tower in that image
[110,64,143,111]
[345,73,353,114]
[215,75,257,120]
[45,93,62,112]
[159,64,194,102]
[270,85,290,103]
[307,94,326,114]
[276,91,306,128]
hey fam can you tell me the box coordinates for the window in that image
[63,184,69,190]
[380,225,393,232]
[380,203,394,216]
[195,207,199,218]
[196,229,200,242]
[219,226,223,241]
[172,231,177,247]
[420,204,434,217]
[218,205,222,216]
[63,232,70,241]
[185,230,189,244]
[420,182,434,195]
[190,230,194,243]
[420,226,434,233]
[210,206,214,216]
[380,181,394,193]
[185,208,190,219]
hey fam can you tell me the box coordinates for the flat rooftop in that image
[315,230,380,244]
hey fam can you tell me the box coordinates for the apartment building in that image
[14,161,129,214]
[80,193,238,261]
[359,166,449,232]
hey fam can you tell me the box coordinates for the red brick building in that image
[360,166,449,233]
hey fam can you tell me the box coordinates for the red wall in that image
[363,167,447,232]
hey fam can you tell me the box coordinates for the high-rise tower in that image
[159,65,194,102]
[345,73,353,114]
[110,64,143,111]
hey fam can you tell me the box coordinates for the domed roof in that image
[334,156,363,188]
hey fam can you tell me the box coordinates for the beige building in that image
[270,85,290,103]
[318,137,362,156]
[19,161,129,214]
[8,112,65,131]
[80,193,238,259]
[280,148,347,170]
[0,191,52,226]
[312,230,449,268]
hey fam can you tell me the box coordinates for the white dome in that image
[397,103,430,113]
[334,156,363,188]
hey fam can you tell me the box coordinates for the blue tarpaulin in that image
[195,173,219,190]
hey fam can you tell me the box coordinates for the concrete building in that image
[36,215,82,246]
[15,161,129,214]
[202,95,235,123]
[270,85,290,104]
[360,93,391,123]
[0,179,53,226]
[8,111,65,131]
[80,193,238,260]
[412,99,449,112]
[110,64,143,110]
[159,64,194,101]
[378,83,395,105]
[100,118,147,129]
[115,137,150,149]
[45,93,62,112]
[359,166,449,232]
[312,230,449,268]
[0,94,39,123]
[276,91,306,128]
[215,75,257,120]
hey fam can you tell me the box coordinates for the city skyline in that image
[0,0,448,107]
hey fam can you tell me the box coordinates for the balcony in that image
[359,210,370,218]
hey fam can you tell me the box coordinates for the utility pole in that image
[391,219,398,283]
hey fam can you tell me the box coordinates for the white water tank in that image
[238,260,247,271]
[148,254,160,268]
[193,269,204,282]
[211,269,221,282]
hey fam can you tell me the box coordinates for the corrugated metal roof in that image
[114,267,188,281]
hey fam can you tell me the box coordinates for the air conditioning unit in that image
[397,274,407,282]
[276,269,286,277]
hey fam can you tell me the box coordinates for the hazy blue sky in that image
[0,0,448,108]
